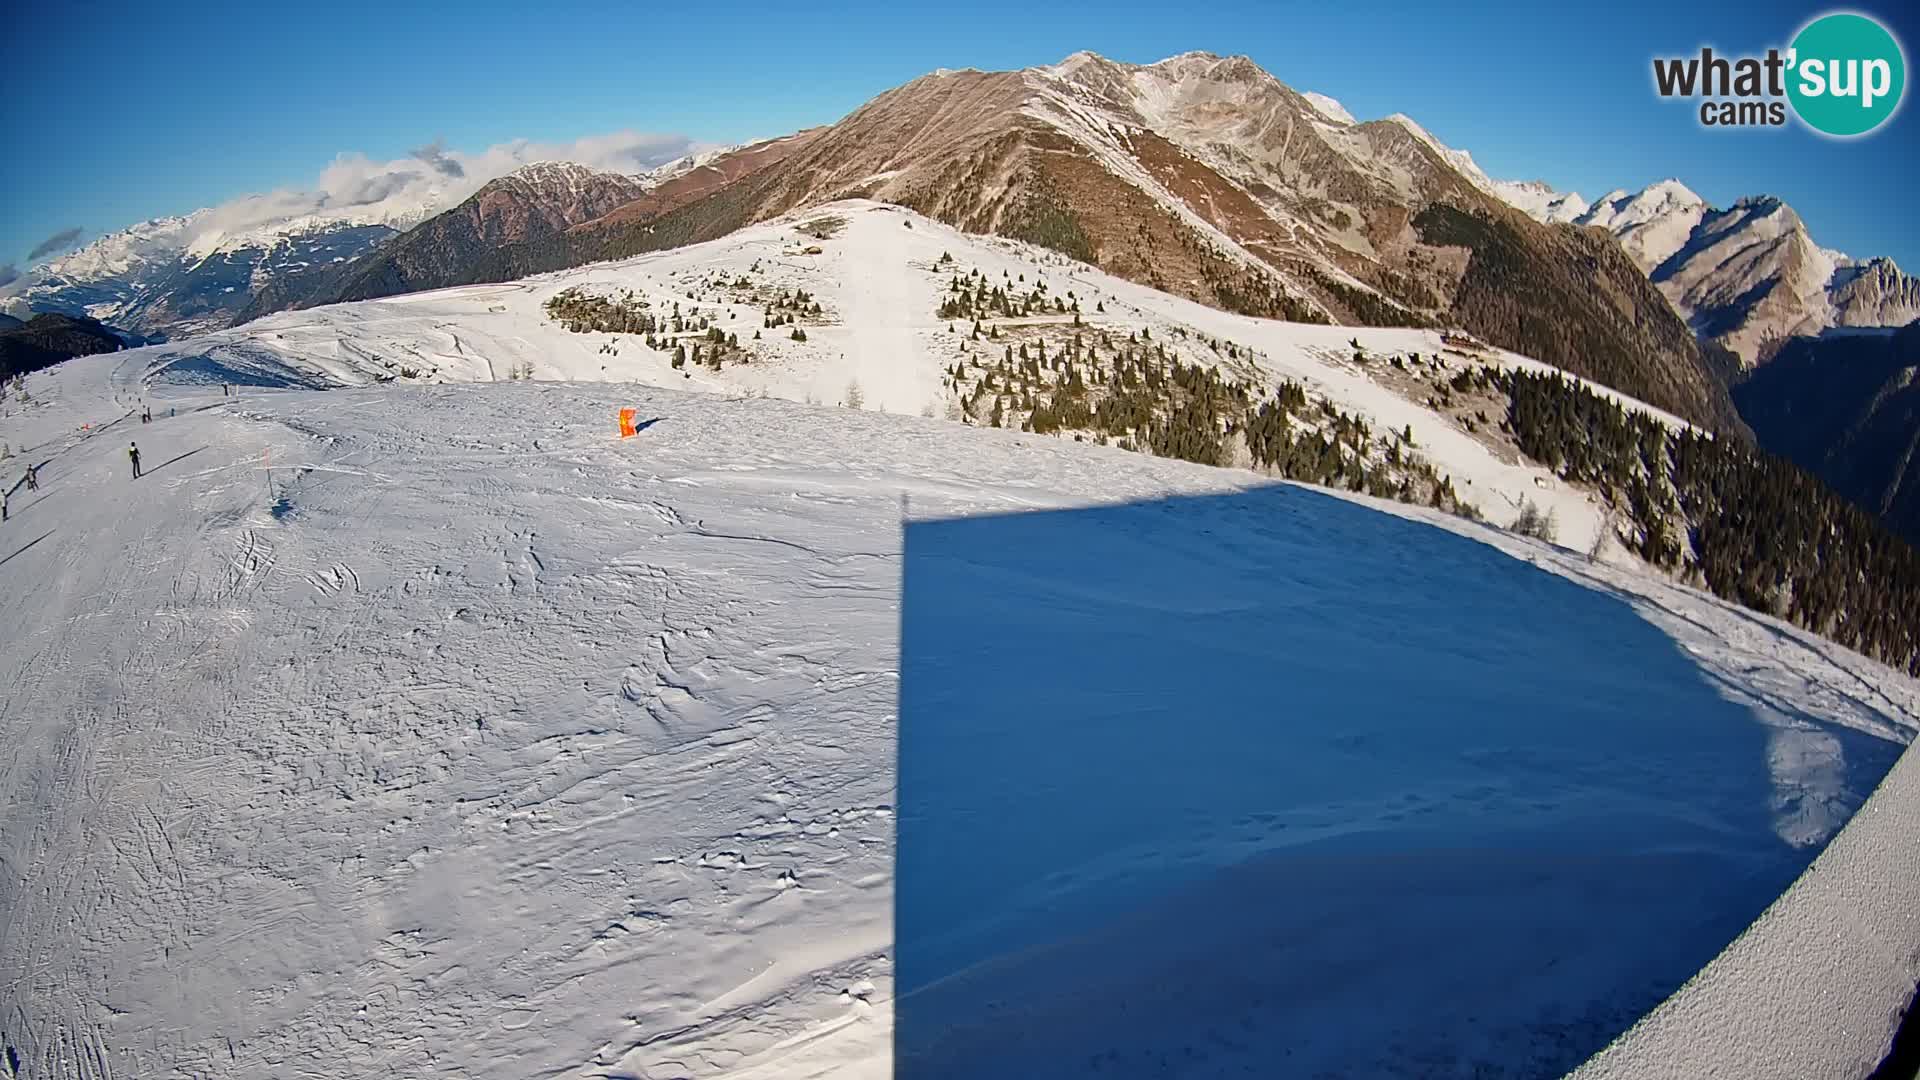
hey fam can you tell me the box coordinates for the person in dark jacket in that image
[129,442,142,479]
[23,464,36,491]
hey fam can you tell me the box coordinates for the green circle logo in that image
[1787,12,1906,136]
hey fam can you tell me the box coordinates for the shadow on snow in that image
[894,483,1893,1079]
[140,446,206,479]
[0,530,54,569]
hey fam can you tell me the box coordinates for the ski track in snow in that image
[838,210,937,416]
[1,206,1917,1079]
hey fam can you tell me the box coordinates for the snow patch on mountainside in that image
[1303,91,1356,125]
[1385,114,1484,180]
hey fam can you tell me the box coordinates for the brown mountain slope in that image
[320,162,649,303]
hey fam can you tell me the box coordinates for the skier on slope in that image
[128,442,142,479]
[23,464,36,491]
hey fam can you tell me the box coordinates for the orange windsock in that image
[618,407,637,438]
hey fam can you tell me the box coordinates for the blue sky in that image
[2,0,1915,274]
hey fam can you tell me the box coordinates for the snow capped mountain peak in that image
[641,143,748,185]
[184,194,448,261]
[1550,192,1592,220]
[1573,180,1918,364]
[1035,53,1595,234]
[1572,180,1707,242]
[1148,49,1228,69]
[504,159,603,180]
[1134,50,1273,89]
[1031,51,1593,234]
[1043,49,1107,78]
[1702,196,1801,242]
[1041,49,1280,109]
[1642,178,1704,208]
[1303,91,1356,125]
[1488,180,1590,224]
[36,213,203,280]
[1573,180,1712,275]
[1036,49,1130,87]
[486,160,640,201]
[1580,181,1706,229]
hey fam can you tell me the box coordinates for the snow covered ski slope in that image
[124,200,1686,555]
[2,343,1916,1078]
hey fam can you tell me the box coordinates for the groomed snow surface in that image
[3,204,1919,1079]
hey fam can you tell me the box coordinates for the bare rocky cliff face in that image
[1832,258,1920,333]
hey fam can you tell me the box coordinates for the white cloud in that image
[173,130,706,257]
[409,138,465,178]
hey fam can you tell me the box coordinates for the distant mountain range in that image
[1535,181,1920,367]
[7,51,1917,437]
[3,214,405,340]
[237,161,655,318]
[0,153,710,340]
